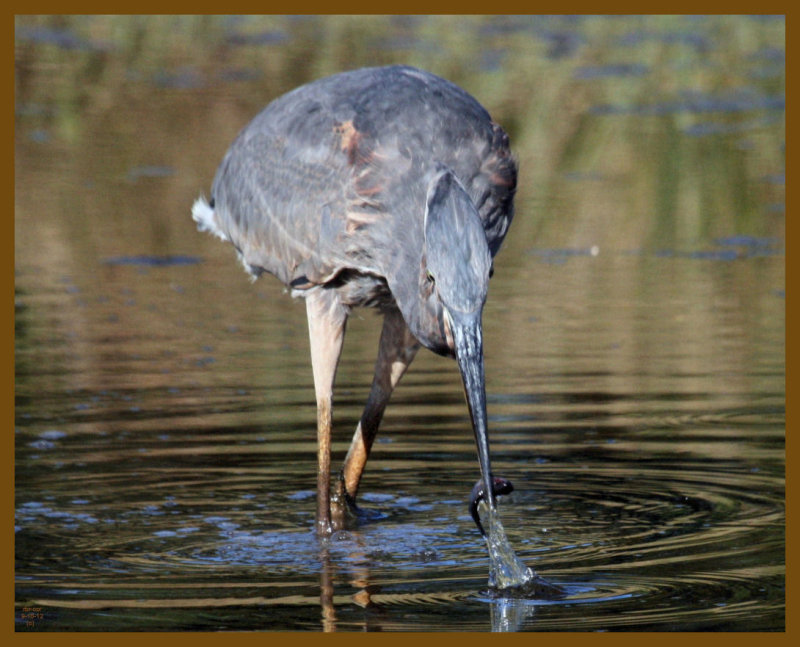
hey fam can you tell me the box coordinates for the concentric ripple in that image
[15,449,783,630]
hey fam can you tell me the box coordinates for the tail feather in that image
[192,197,228,241]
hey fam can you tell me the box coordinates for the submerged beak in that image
[449,309,497,517]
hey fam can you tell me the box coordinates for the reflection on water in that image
[15,15,783,631]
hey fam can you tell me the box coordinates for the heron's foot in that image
[329,474,362,531]
[469,476,515,536]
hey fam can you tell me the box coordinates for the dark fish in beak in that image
[470,476,515,537]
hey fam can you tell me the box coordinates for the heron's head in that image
[420,166,498,512]
[422,167,493,342]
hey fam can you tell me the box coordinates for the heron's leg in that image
[305,289,348,536]
[335,306,419,510]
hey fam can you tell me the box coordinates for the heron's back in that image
[203,65,516,299]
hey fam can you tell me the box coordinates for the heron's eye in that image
[426,269,435,283]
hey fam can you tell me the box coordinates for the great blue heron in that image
[192,65,517,538]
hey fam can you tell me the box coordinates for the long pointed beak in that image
[449,309,496,515]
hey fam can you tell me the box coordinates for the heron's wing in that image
[210,127,359,288]
[207,65,517,288]
[471,122,517,258]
